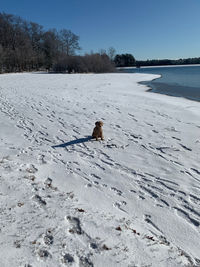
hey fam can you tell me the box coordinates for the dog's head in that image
[95,121,104,127]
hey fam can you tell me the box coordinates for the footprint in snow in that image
[110,187,123,196]
[33,194,47,206]
[79,256,94,267]
[43,232,54,246]
[65,216,82,235]
[37,249,52,260]
[61,253,74,264]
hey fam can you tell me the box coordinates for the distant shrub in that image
[83,53,115,73]
[53,53,115,73]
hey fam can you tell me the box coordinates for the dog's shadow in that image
[52,136,93,148]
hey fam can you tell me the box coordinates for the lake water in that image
[121,65,200,102]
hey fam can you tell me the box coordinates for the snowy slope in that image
[0,73,200,267]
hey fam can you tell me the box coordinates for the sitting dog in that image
[92,121,104,141]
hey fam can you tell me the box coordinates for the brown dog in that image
[92,121,104,141]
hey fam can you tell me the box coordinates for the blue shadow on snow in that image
[52,136,93,148]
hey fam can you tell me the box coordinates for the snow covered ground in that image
[0,72,200,267]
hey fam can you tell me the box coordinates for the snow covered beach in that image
[0,73,200,267]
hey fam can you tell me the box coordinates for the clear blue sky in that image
[1,0,200,60]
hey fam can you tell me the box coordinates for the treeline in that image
[0,12,114,73]
[1,12,199,73]
[136,57,200,67]
[114,54,200,68]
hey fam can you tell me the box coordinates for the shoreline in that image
[141,79,200,102]
[121,65,200,103]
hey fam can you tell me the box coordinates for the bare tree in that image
[59,29,80,56]
[107,46,116,61]
[99,49,107,55]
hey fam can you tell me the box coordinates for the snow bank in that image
[0,73,200,266]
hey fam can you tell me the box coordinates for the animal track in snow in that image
[179,143,192,151]
[90,173,101,180]
[110,187,123,196]
[65,216,82,235]
[33,194,47,206]
[61,253,75,264]
[173,207,200,227]
[190,168,200,175]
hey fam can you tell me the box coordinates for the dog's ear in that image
[99,121,104,126]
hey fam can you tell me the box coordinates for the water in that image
[121,65,200,102]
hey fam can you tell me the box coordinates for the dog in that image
[92,121,104,141]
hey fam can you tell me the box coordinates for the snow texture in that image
[0,72,200,267]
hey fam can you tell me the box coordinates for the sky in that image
[1,0,200,60]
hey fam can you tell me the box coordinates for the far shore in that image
[117,63,200,69]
